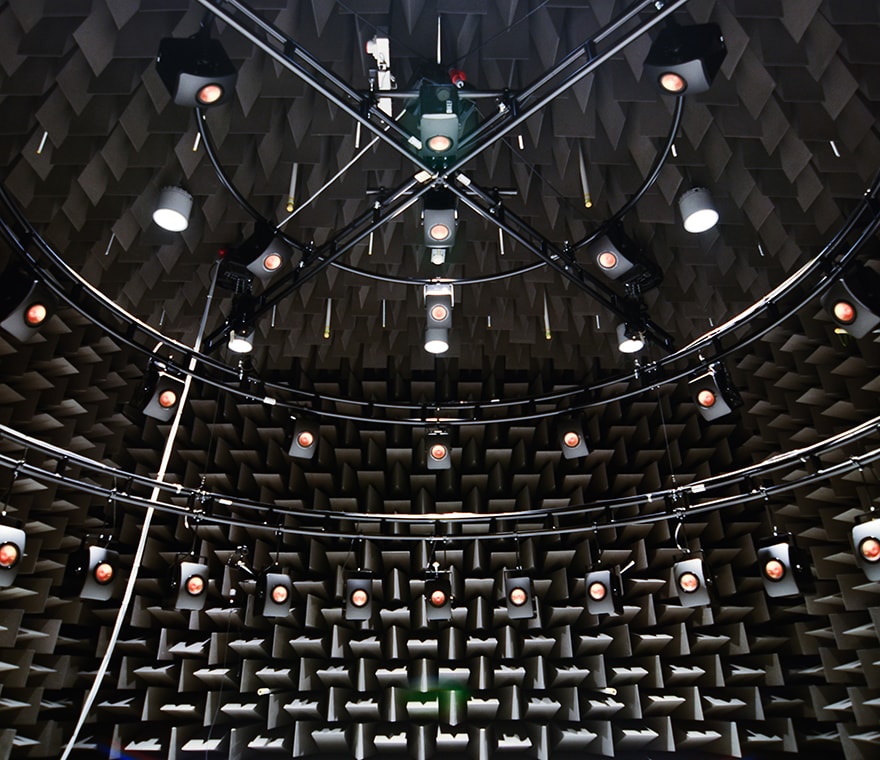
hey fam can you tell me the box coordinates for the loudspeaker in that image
[288,418,319,459]
[426,292,453,330]
[169,557,209,611]
[588,232,637,280]
[423,208,457,247]
[644,23,727,95]
[423,189,457,248]
[673,557,713,607]
[853,518,880,581]
[157,36,237,107]
[142,370,185,422]
[236,227,291,281]
[585,567,623,615]
[345,572,374,621]
[426,430,452,471]
[67,545,119,601]
[757,536,813,598]
[503,570,536,620]
[557,419,589,459]
[425,572,453,621]
[419,83,460,156]
[0,524,26,588]
[821,266,880,339]
[0,279,55,342]
[257,569,292,618]
[689,362,742,421]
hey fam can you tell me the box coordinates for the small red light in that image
[597,251,618,270]
[832,300,856,325]
[297,431,315,448]
[158,389,178,409]
[697,389,716,408]
[426,135,453,153]
[429,223,450,241]
[859,537,880,563]
[0,542,20,569]
[263,252,283,271]
[197,84,224,105]
[588,581,607,601]
[93,561,114,585]
[430,443,448,461]
[429,589,447,607]
[659,72,687,93]
[25,303,48,327]
[763,559,786,581]
[563,431,581,449]
[678,571,700,593]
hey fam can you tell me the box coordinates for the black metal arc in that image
[202,179,431,352]
[2,421,878,542]
[454,0,690,164]
[195,110,308,254]
[2,414,877,528]
[572,95,684,254]
[196,0,434,174]
[444,176,677,348]
[194,0,691,343]
[196,87,682,346]
[328,260,548,286]
[3,172,879,426]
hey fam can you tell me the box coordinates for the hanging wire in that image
[199,389,223,489]
[672,506,689,554]
[853,456,877,517]
[592,520,603,567]
[762,486,779,537]
[187,509,202,558]
[273,525,283,567]
[205,573,238,745]
[342,536,361,574]
[0,458,25,518]
[655,383,677,488]
[105,484,118,544]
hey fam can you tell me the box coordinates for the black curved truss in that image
[2,415,878,542]
[2,172,878,428]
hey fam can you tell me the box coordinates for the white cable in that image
[277,108,411,229]
[277,137,379,228]
[60,262,220,759]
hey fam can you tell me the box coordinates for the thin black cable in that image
[204,599,236,748]
[328,258,547,286]
[1,116,876,428]
[853,456,877,517]
[4,170,869,426]
[652,336,678,488]
[199,387,223,489]
[3,440,880,542]
[3,415,880,533]
[0,458,24,518]
[450,0,552,66]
